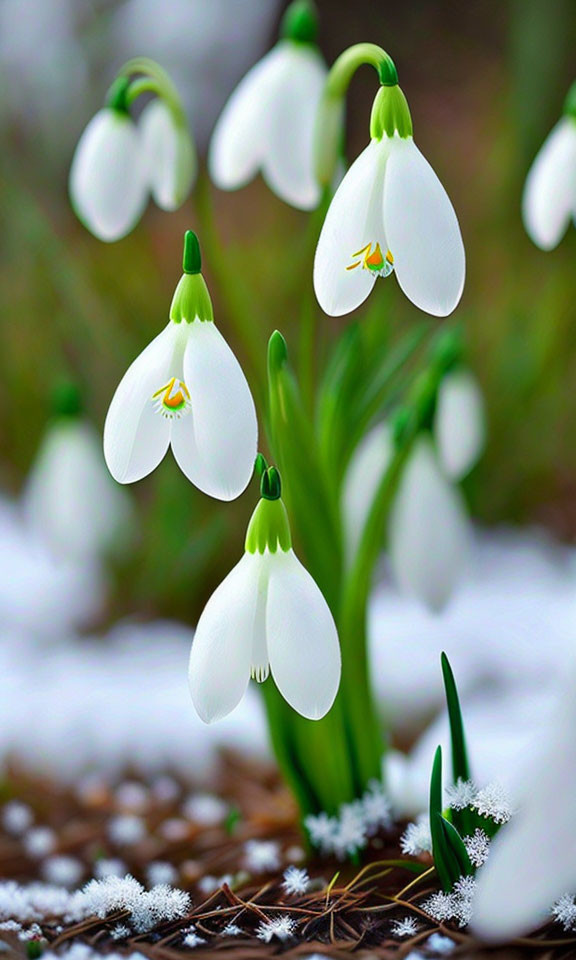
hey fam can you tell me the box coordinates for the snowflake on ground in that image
[2,803,34,836]
[423,875,476,928]
[110,924,131,940]
[93,859,126,880]
[445,778,477,811]
[197,874,234,895]
[79,875,191,933]
[107,815,146,846]
[361,780,393,835]
[400,815,432,856]
[426,931,457,954]
[552,894,576,931]
[282,866,310,896]
[146,862,178,887]
[243,840,281,873]
[331,802,367,859]
[41,856,83,888]
[222,922,242,936]
[23,827,56,859]
[183,793,228,826]
[390,916,419,937]
[182,925,205,948]
[305,782,394,861]
[472,782,513,825]
[463,828,491,867]
[255,915,296,943]
[304,812,337,853]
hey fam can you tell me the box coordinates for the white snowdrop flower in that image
[314,74,464,318]
[342,423,392,561]
[104,231,257,501]
[282,866,310,896]
[140,98,196,212]
[388,437,471,611]
[93,859,127,880]
[41,856,84,888]
[115,782,149,813]
[2,802,33,836]
[222,922,242,936]
[522,84,576,250]
[189,465,341,723]
[255,914,296,943]
[146,862,178,887]
[182,794,228,826]
[23,391,133,564]
[209,2,326,210]
[552,894,576,932]
[472,666,576,942]
[445,778,477,812]
[471,782,512,825]
[434,370,485,481]
[108,815,146,847]
[23,827,57,859]
[390,916,419,937]
[400,816,432,857]
[243,840,281,874]
[463,829,490,869]
[69,80,147,242]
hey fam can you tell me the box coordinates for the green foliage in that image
[441,652,473,836]
[429,746,473,892]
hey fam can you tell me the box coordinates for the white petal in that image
[208,47,284,191]
[383,138,465,317]
[388,437,470,611]
[23,420,133,561]
[434,370,485,481]
[262,43,326,210]
[69,108,148,242]
[473,668,576,941]
[266,549,341,720]
[522,117,576,250]
[171,321,257,500]
[342,422,393,561]
[140,99,196,211]
[104,322,184,483]
[314,140,388,316]
[189,552,262,723]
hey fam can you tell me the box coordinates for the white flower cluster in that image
[445,779,512,826]
[400,815,432,856]
[552,894,576,931]
[255,914,296,943]
[423,875,476,928]
[305,780,393,859]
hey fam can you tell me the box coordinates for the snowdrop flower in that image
[314,47,465,317]
[70,62,195,241]
[22,384,133,563]
[434,369,485,481]
[388,437,470,611]
[522,83,576,250]
[104,231,257,500]
[188,464,341,722]
[473,665,576,942]
[209,0,326,210]
[342,423,392,561]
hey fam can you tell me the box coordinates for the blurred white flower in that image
[473,666,576,942]
[522,115,576,250]
[69,102,148,242]
[140,98,196,211]
[23,412,133,564]
[434,370,485,481]
[209,40,326,210]
[314,136,465,317]
[104,234,257,500]
[388,437,470,611]
[189,482,341,723]
[342,423,392,561]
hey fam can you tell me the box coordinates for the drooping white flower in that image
[522,113,576,250]
[473,665,576,942]
[209,3,326,210]
[23,397,133,563]
[140,98,196,211]
[314,81,465,318]
[188,466,341,723]
[342,423,392,561]
[388,437,470,611]
[104,231,257,500]
[434,370,485,481]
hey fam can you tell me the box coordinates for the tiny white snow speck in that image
[255,914,296,943]
[243,840,280,873]
[390,916,419,937]
[282,866,310,896]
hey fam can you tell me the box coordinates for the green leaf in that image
[438,816,474,878]
[441,652,473,837]
[429,746,464,891]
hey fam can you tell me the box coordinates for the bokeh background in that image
[1,0,576,807]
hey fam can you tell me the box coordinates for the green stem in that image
[117,57,186,123]
[298,186,332,413]
[325,43,398,97]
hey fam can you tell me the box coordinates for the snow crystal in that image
[243,840,280,873]
[305,782,393,860]
[222,921,242,936]
[146,862,178,887]
[93,859,126,880]
[304,812,336,853]
[2,803,33,836]
[78,875,190,933]
[445,779,477,811]
[197,874,233,895]
[390,916,419,937]
[552,894,576,931]
[41,856,83,887]
[423,876,476,928]
[463,828,490,868]
[108,815,146,846]
[115,782,149,813]
[361,780,393,834]
[472,782,512,825]
[426,931,456,953]
[183,794,228,826]
[255,914,296,942]
[182,925,205,948]
[23,827,56,859]
[400,816,432,856]
[110,923,131,940]
[282,866,310,896]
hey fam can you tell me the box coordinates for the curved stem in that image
[325,43,398,98]
[117,57,186,123]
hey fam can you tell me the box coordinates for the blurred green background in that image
[1,0,575,624]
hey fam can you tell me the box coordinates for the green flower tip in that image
[280,0,318,44]
[564,80,576,119]
[254,452,269,479]
[261,465,282,500]
[370,84,412,140]
[183,230,201,275]
[106,75,132,114]
[52,380,82,418]
[268,329,288,374]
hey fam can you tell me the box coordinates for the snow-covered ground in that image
[2,485,575,813]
